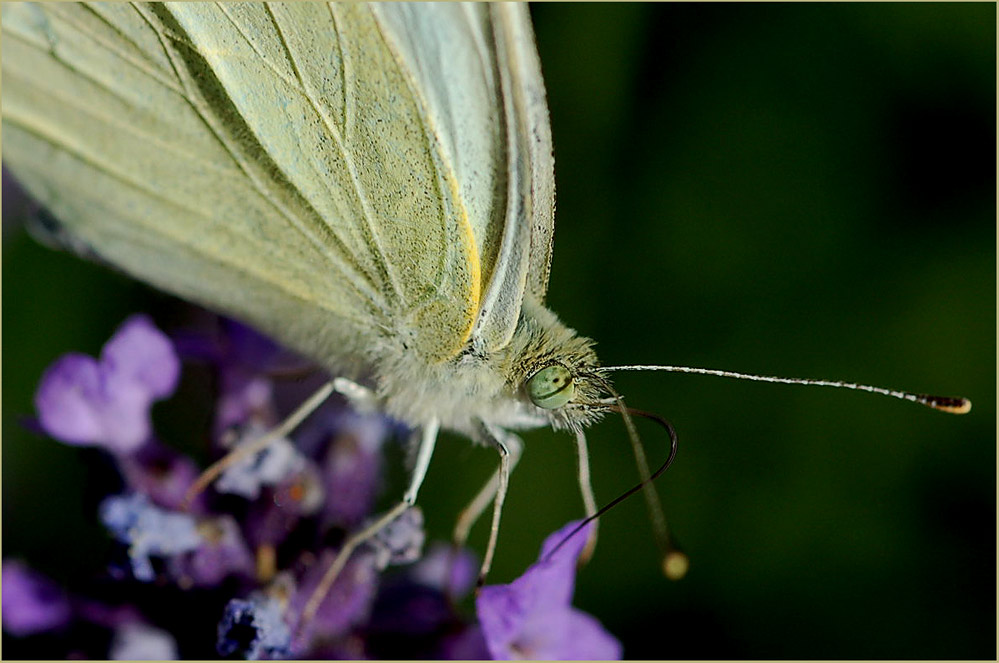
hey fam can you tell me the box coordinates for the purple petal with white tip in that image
[217,595,291,660]
[99,493,202,582]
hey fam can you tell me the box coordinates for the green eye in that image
[526,365,575,409]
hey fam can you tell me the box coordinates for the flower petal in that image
[290,549,379,647]
[215,372,274,437]
[99,493,203,582]
[410,542,478,597]
[217,595,292,660]
[119,444,203,511]
[173,516,255,587]
[99,368,156,454]
[34,353,106,445]
[33,315,182,454]
[322,412,391,528]
[476,582,531,660]
[477,521,622,660]
[1,561,72,636]
[215,430,305,500]
[370,507,425,569]
[101,315,180,399]
[561,609,623,660]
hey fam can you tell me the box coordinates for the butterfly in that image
[1,2,970,628]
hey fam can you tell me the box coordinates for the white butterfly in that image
[1,1,969,625]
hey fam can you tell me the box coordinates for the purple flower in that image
[1,560,180,659]
[1,561,72,636]
[172,516,256,588]
[21,312,627,659]
[369,506,426,569]
[217,594,292,660]
[216,372,276,437]
[289,549,381,650]
[242,466,325,554]
[174,318,287,437]
[476,521,623,660]
[410,542,478,597]
[118,442,205,512]
[99,493,203,582]
[321,411,392,528]
[215,426,311,500]
[34,315,180,454]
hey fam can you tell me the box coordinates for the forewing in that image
[1,2,481,365]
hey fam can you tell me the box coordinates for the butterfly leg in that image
[452,431,523,550]
[574,429,599,564]
[474,423,524,584]
[183,381,336,507]
[299,417,440,628]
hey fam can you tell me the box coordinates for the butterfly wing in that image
[374,3,557,354]
[491,4,557,309]
[2,2,486,367]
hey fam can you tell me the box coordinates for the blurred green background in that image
[3,3,994,659]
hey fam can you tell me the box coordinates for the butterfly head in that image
[507,298,613,432]
[519,356,611,429]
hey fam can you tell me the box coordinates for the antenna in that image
[598,365,971,414]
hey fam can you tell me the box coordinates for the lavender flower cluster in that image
[3,314,621,659]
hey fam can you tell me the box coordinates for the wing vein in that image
[143,3,386,310]
[42,3,184,94]
[207,3,403,304]
[370,7,481,332]
[275,2,403,303]
[7,115,372,328]
[5,68,245,183]
[327,3,354,142]
[1,9,183,111]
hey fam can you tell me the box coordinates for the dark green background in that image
[4,3,995,659]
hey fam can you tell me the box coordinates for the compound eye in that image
[526,364,575,409]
